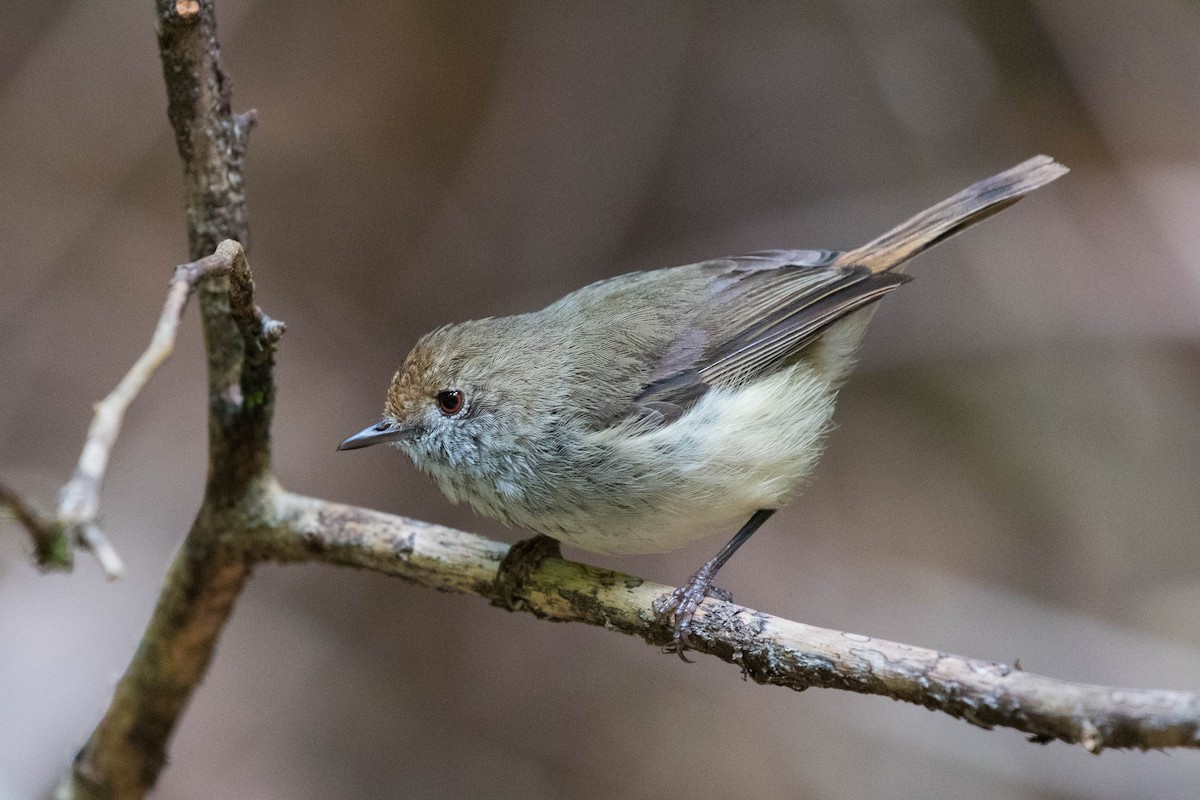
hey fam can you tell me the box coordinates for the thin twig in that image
[49,243,250,580]
[6,244,262,581]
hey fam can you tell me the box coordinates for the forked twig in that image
[3,241,272,579]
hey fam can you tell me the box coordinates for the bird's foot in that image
[653,564,732,662]
[493,534,562,610]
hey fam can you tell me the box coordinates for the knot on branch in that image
[0,481,73,571]
[492,534,563,611]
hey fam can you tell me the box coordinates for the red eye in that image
[436,389,464,416]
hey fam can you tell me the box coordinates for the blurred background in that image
[3,1,1200,797]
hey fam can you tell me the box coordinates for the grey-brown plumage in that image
[339,155,1068,653]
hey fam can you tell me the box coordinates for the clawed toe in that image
[651,510,772,660]
[706,584,733,603]
[654,570,731,662]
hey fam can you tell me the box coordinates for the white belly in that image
[553,363,838,554]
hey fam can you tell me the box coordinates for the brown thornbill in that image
[340,156,1068,656]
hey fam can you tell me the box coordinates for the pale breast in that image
[553,362,839,554]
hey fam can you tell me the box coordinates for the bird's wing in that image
[623,158,1067,421]
[632,250,909,413]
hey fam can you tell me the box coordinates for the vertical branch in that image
[57,512,257,800]
[156,0,252,259]
[54,243,280,800]
[156,0,269,500]
[54,3,274,798]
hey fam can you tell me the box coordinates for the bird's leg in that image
[654,509,776,661]
[493,534,563,610]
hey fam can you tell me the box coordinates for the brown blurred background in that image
[3,1,1200,797]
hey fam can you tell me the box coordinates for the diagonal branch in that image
[265,491,1200,754]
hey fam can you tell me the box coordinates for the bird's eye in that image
[436,389,465,416]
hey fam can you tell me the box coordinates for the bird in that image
[338,155,1068,657]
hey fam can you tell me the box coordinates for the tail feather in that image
[833,155,1068,274]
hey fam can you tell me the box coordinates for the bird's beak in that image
[337,418,414,451]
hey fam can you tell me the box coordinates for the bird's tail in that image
[832,155,1068,274]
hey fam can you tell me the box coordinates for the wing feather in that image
[631,252,908,411]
